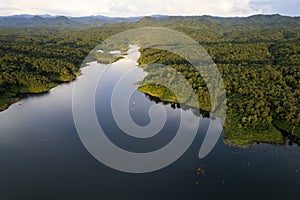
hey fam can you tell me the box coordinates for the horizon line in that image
[0,13,300,18]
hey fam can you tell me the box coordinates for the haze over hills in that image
[0,14,145,27]
[0,14,299,28]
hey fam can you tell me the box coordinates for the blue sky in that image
[0,0,299,17]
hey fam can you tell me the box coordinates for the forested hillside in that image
[0,14,299,146]
[0,26,129,110]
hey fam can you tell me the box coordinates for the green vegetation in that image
[196,167,205,175]
[0,14,299,147]
[137,48,212,111]
[132,16,300,147]
[139,84,178,103]
[273,120,300,138]
[0,26,129,110]
[136,35,300,146]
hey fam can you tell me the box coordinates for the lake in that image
[0,46,299,200]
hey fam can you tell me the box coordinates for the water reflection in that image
[0,45,299,200]
[144,93,210,118]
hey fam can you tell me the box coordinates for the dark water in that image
[0,47,299,200]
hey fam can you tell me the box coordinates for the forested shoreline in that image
[0,15,299,147]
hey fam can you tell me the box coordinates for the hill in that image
[0,14,299,28]
[135,14,300,29]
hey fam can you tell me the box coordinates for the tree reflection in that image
[144,93,210,118]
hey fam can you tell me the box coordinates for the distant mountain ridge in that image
[0,14,143,27]
[135,14,300,29]
[0,14,299,28]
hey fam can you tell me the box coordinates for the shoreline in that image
[140,88,299,148]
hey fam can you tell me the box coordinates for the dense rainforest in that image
[0,14,299,147]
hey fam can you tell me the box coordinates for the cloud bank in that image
[0,0,298,17]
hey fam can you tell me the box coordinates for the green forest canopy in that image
[0,15,299,147]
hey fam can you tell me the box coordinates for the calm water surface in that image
[0,46,299,200]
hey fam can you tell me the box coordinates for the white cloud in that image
[250,0,300,16]
[0,0,296,17]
